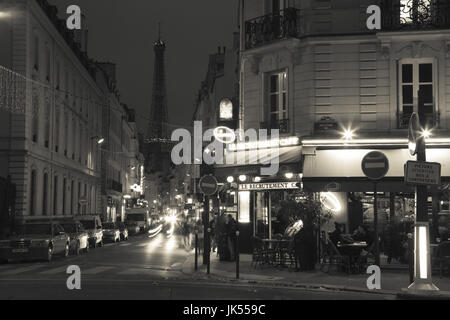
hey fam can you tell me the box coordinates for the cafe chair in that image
[436,242,450,278]
[320,238,351,274]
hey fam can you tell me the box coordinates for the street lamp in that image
[91,136,104,145]
[238,175,247,182]
[342,129,354,140]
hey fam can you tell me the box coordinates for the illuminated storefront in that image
[301,134,450,249]
[214,136,302,253]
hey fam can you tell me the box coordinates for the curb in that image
[396,290,450,300]
[181,254,396,296]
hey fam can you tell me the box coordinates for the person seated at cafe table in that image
[352,225,369,243]
[329,222,344,246]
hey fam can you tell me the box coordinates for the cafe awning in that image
[302,147,450,192]
[214,145,302,180]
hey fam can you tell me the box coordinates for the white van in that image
[125,208,150,232]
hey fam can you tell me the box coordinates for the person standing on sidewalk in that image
[225,214,237,261]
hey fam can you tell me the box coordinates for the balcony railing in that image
[382,0,450,30]
[260,119,290,134]
[398,111,440,129]
[245,8,300,50]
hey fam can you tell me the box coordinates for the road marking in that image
[116,268,146,275]
[119,243,132,247]
[170,262,182,268]
[136,243,149,247]
[0,265,44,275]
[83,266,115,275]
[39,266,68,275]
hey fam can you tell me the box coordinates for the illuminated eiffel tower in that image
[145,23,170,176]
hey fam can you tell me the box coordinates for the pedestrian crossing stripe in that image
[0,265,43,275]
[39,266,68,275]
[82,266,115,275]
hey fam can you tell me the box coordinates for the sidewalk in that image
[182,252,450,298]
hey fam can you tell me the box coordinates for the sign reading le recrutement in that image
[405,161,441,186]
[361,151,389,180]
[199,175,218,196]
[239,182,299,191]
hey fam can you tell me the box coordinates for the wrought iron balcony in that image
[260,119,290,134]
[245,8,300,50]
[382,0,450,30]
[398,111,440,129]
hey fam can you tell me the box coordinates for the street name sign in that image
[238,182,299,191]
[361,151,389,180]
[405,161,441,186]
[199,175,218,196]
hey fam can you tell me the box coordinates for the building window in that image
[32,95,39,142]
[56,61,61,89]
[55,106,60,152]
[70,180,74,215]
[53,176,58,215]
[33,35,39,71]
[62,178,67,215]
[264,70,289,133]
[30,170,36,216]
[64,112,69,156]
[77,182,81,214]
[43,172,48,216]
[398,59,436,129]
[45,46,51,82]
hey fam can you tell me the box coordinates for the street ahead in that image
[0,230,394,300]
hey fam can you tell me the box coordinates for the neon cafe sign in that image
[228,136,300,151]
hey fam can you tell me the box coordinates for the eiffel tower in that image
[145,23,170,176]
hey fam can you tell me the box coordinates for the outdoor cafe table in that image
[262,239,291,266]
[337,242,368,273]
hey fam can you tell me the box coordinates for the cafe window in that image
[398,59,435,128]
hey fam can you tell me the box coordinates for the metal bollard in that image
[207,227,211,275]
[236,230,240,279]
[194,230,198,271]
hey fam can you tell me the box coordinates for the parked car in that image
[102,222,121,243]
[60,220,89,255]
[75,215,103,248]
[126,221,141,235]
[116,221,129,241]
[0,221,70,262]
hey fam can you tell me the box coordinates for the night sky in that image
[50,0,239,135]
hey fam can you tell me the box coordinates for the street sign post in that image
[405,111,439,293]
[362,151,389,266]
[198,175,218,274]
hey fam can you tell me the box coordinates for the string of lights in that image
[0,65,194,137]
